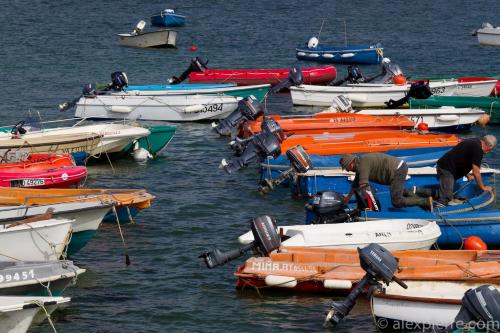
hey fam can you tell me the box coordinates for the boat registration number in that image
[0,269,35,283]
[201,104,223,113]
[10,178,46,187]
[409,116,424,124]
[430,86,446,95]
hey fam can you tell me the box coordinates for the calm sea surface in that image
[1,1,499,332]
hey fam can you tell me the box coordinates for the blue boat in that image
[296,42,384,65]
[293,167,498,197]
[150,9,186,27]
[261,146,451,182]
[305,184,499,248]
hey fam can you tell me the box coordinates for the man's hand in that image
[482,185,493,192]
[466,173,474,181]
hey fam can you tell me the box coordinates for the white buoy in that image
[132,141,152,162]
[184,104,204,113]
[265,275,298,288]
[307,37,319,48]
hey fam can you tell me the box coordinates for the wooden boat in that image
[0,260,84,296]
[294,166,498,197]
[234,247,500,294]
[0,296,70,333]
[239,113,415,138]
[296,43,384,65]
[262,131,459,180]
[238,219,441,251]
[409,96,500,124]
[123,83,271,102]
[150,9,186,27]
[0,218,72,261]
[372,281,500,329]
[118,20,177,48]
[290,81,458,107]
[74,93,241,121]
[0,187,155,224]
[475,23,500,46]
[188,66,337,86]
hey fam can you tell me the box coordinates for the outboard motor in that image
[108,71,129,91]
[325,243,408,327]
[230,117,283,156]
[268,67,304,93]
[169,57,209,84]
[331,65,366,86]
[220,124,284,174]
[132,20,146,35]
[212,95,264,136]
[306,191,352,224]
[441,285,500,333]
[199,215,281,268]
[10,120,27,138]
[385,81,433,109]
[59,71,128,112]
[355,185,381,212]
[258,145,313,194]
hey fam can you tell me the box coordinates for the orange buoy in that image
[417,122,429,131]
[463,236,487,250]
[190,45,198,52]
[392,74,407,85]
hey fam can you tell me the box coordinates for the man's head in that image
[481,135,497,154]
[340,154,357,172]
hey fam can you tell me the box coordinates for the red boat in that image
[188,65,337,86]
[0,154,86,188]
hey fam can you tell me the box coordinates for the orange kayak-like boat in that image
[240,113,415,138]
[235,247,500,294]
[0,154,75,172]
[279,130,460,155]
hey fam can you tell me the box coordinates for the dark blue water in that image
[1,1,498,332]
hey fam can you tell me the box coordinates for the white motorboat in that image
[74,93,241,121]
[238,219,441,251]
[1,121,150,156]
[475,22,500,46]
[118,20,177,48]
[372,281,500,329]
[326,95,486,131]
[0,296,70,333]
[290,80,458,107]
[453,78,498,96]
[0,218,72,261]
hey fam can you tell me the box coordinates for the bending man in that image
[340,153,432,210]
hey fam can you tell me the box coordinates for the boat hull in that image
[0,166,87,189]
[75,94,240,121]
[119,125,176,158]
[477,27,500,46]
[290,81,458,107]
[296,44,383,64]
[117,29,177,48]
[188,66,337,86]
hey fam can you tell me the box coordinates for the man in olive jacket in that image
[340,153,432,210]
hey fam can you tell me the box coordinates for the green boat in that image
[119,125,176,158]
[409,96,500,124]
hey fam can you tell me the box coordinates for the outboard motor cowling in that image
[109,71,129,91]
[306,191,352,224]
[442,285,500,333]
[199,215,281,268]
[212,95,264,136]
[325,243,408,327]
[258,145,313,194]
[331,65,366,86]
[220,128,283,174]
[355,186,381,212]
[169,57,209,84]
[385,81,432,109]
[230,117,284,156]
[269,67,304,93]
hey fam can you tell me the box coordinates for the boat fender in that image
[265,275,297,288]
[184,104,204,112]
[110,106,133,113]
[341,53,355,58]
[437,114,460,122]
[307,37,319,48]
[323,279,352,290]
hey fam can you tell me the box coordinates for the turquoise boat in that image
[409,96,500,124]
[119,125,176,158]
[124,83,271,102]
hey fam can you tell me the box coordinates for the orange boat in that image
[235,247,500,294]
[0,154,75,172]
[240,113,415,138]
[279,130,459,155]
